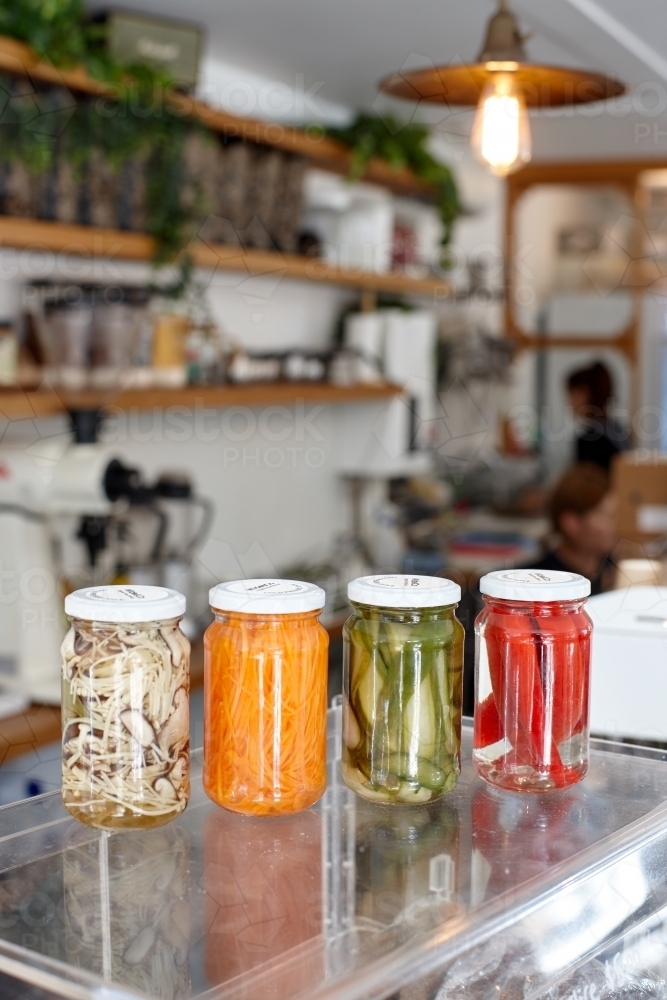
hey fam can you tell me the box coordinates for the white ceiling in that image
[87,0,667,159]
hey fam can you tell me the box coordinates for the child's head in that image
[550,463,617,558]
[567,362,613,418]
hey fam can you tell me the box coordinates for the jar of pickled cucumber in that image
[342,575,463,804]
[61,586,190,830]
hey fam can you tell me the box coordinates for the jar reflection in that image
[470,785,588,904]
[63,825,190,999]
[203,807,324,999]
[354,798,460,937]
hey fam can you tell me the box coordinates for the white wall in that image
[99,404,351,580]
[0,246,438,592]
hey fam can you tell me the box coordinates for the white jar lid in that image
[480,569,591,601]
[209,579,326,614]
[65,585,186,623]
[348,574,461,609]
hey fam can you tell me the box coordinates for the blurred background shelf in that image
[0,217,451,296]
[0,380,402,419]
[0,35,437,201]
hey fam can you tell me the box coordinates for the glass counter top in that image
[2,703,667,1000]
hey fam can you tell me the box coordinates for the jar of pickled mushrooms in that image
[61,586,190,829]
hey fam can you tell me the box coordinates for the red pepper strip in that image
[474,693,504,747]
[485,613,546,768]
[572,611,592,736]
[536,612,584,748]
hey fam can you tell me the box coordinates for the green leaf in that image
[0,0,200,273]
[326,112,461,244]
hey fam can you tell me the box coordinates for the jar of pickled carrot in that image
[204,579,329,815]
[473,569,592,793]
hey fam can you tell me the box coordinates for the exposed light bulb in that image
[470,72,531,176]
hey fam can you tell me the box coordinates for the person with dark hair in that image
[531,462,617,595]
[566,361,629,470]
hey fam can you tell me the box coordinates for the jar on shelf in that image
[61,585,190,829]
[342,574,464,805]
[204,579,328,816]
[473,569,592,793]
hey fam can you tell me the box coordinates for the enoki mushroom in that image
[62,620,190,825]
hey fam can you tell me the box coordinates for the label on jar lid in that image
[65,585,186,623]
[348,574,461,609]
[87,586,167,602]
[209,579,326,614]
[479,569,590,601]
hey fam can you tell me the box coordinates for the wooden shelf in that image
[0,216,451,296]
[0,380,402,420]
[0,35,436,201]
[193,241,451,296]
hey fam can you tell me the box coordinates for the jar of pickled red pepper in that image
[204,579,328,816]
[474,569,592,793]
[61,586,190,829]
[342,575,463,805]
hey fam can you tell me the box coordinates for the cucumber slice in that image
[382,752,446,791]
[370,766,400,792]
[402,677,436,758]
[397,782,432,803]
[349,645,371,699]
[342,697,362,750]
[407,619,454,647]
[384,752,415,782]
[341,761,393,802]
[355,660,384,727]
[442,767,460,793]
[382,621,413,655]
[416,758,447,790]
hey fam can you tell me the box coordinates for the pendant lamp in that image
[379,0,625,176]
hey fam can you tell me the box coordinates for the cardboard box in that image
[612,450,667,542]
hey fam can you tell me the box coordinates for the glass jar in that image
[204,579,328,816]
[342,575,464,805]
[61,586,190,829]
[474,569,592,792]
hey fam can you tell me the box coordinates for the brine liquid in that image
[473,737,588,792]
[62,798,185,830]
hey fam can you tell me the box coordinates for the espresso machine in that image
[0,428,211,702]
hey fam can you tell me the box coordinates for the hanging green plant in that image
[0,0,90,69]
[0,0,209,281]
[326,113,461,244]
